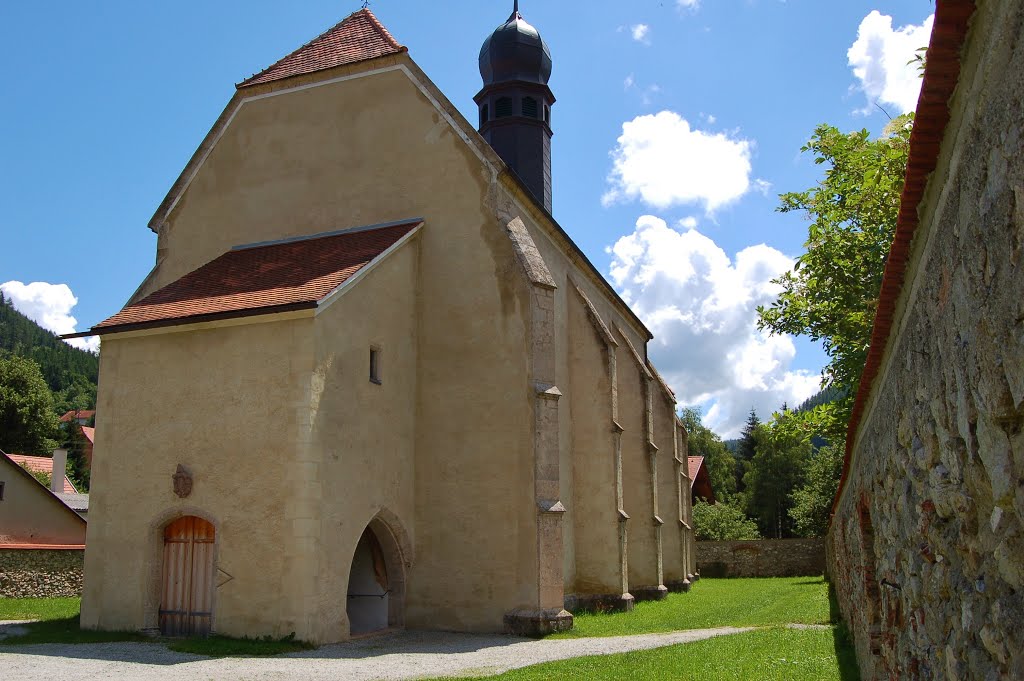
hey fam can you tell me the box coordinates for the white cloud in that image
[678,216,699,230]
[623,73,636,90]
[848,11,934,114]
[608,216,819,438]
[677,0,700,9]
[1,281,99,353]
[603,111,754,214]
[631,24,650,44]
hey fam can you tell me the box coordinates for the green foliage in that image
[737,409,760,462]
[692,499,760,541]
[20,462,51,487]
[734,408,760,493]
[0,292,98,416]
[61,420,91,491]
[680,407,736,500]
[744,423,812,538]
[757,114,913,443]
[0,354,60,456]
[790,444,845,538]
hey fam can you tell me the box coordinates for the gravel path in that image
[0,626,756,680]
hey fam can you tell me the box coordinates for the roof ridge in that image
[236,8,406,89]
[238,13,355,88]
[360,8,403,50]
[231,217,423,252]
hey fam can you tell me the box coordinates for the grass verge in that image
[0,597,80,621]
[0,616,148,645]
[167,633,315,657]
[441,627,856,681]
[0,598,312,654]
[557,576,831,638]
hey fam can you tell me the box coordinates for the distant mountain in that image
[0,292,98,414]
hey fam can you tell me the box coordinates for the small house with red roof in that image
[0,451,87,546]
[71,6,695,643]
[687,456,716,506]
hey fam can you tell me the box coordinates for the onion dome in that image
[478,6,552,86]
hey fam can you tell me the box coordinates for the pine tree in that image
[734,408,760,492]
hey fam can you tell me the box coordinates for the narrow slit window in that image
[369,347,382,385]
[544,105,550,125]
[480,104,489,127]
[0,481,5,501]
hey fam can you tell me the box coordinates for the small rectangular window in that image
[0,481,5,501]
[370,347,382,385]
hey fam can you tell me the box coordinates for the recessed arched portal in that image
[346,515,408,636]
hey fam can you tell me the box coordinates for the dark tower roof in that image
[478,5,552,86]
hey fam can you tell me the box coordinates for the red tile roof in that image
[0,543,86,550]
[91,220,421,334]
[237,9,406,89]
[60,409,95,423]
[687,456,704,484]
[834,0,976,520]
[80,426,95,445]
[7,454,78,494]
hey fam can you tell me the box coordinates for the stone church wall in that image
[0,548,83,598]
[828,1,1024,677]
[698,538,824,578]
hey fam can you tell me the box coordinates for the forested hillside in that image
[0,291,98,413]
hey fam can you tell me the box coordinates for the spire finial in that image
[514,1,519,14]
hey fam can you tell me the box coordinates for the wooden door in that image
[159,516,215,636]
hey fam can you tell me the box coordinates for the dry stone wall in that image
[697,538,824,578]
[828,2,1024,678]
[0,548,84,598]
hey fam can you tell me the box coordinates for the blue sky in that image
[0,1,934,436]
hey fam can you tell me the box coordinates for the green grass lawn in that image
[558,576,831,638]
[0,597,307,654]
[0,597,80,621]
[453,627,859,681]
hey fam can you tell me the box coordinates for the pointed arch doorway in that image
[346,516,407,636]
[159,516,216,636]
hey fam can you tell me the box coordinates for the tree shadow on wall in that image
[828,581,861,681]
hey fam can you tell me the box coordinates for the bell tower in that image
[475,2,555,213]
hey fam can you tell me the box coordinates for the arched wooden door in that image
[159,516,215,636]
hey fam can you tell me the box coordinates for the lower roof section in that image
[84,219,422,336]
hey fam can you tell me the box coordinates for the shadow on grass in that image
[828,581,861,681]
[167,633,315,657]
[0,616,147,646]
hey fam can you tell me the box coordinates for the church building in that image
[76,5,696,642]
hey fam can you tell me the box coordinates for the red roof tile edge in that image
[832,0,977,522]
[236,8,407,89]
[87,301,318,337]
[0,543,86,550]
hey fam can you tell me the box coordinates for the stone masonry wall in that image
[697,539,825,578]
[0,548,84,598]
[828,1,1024,678]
